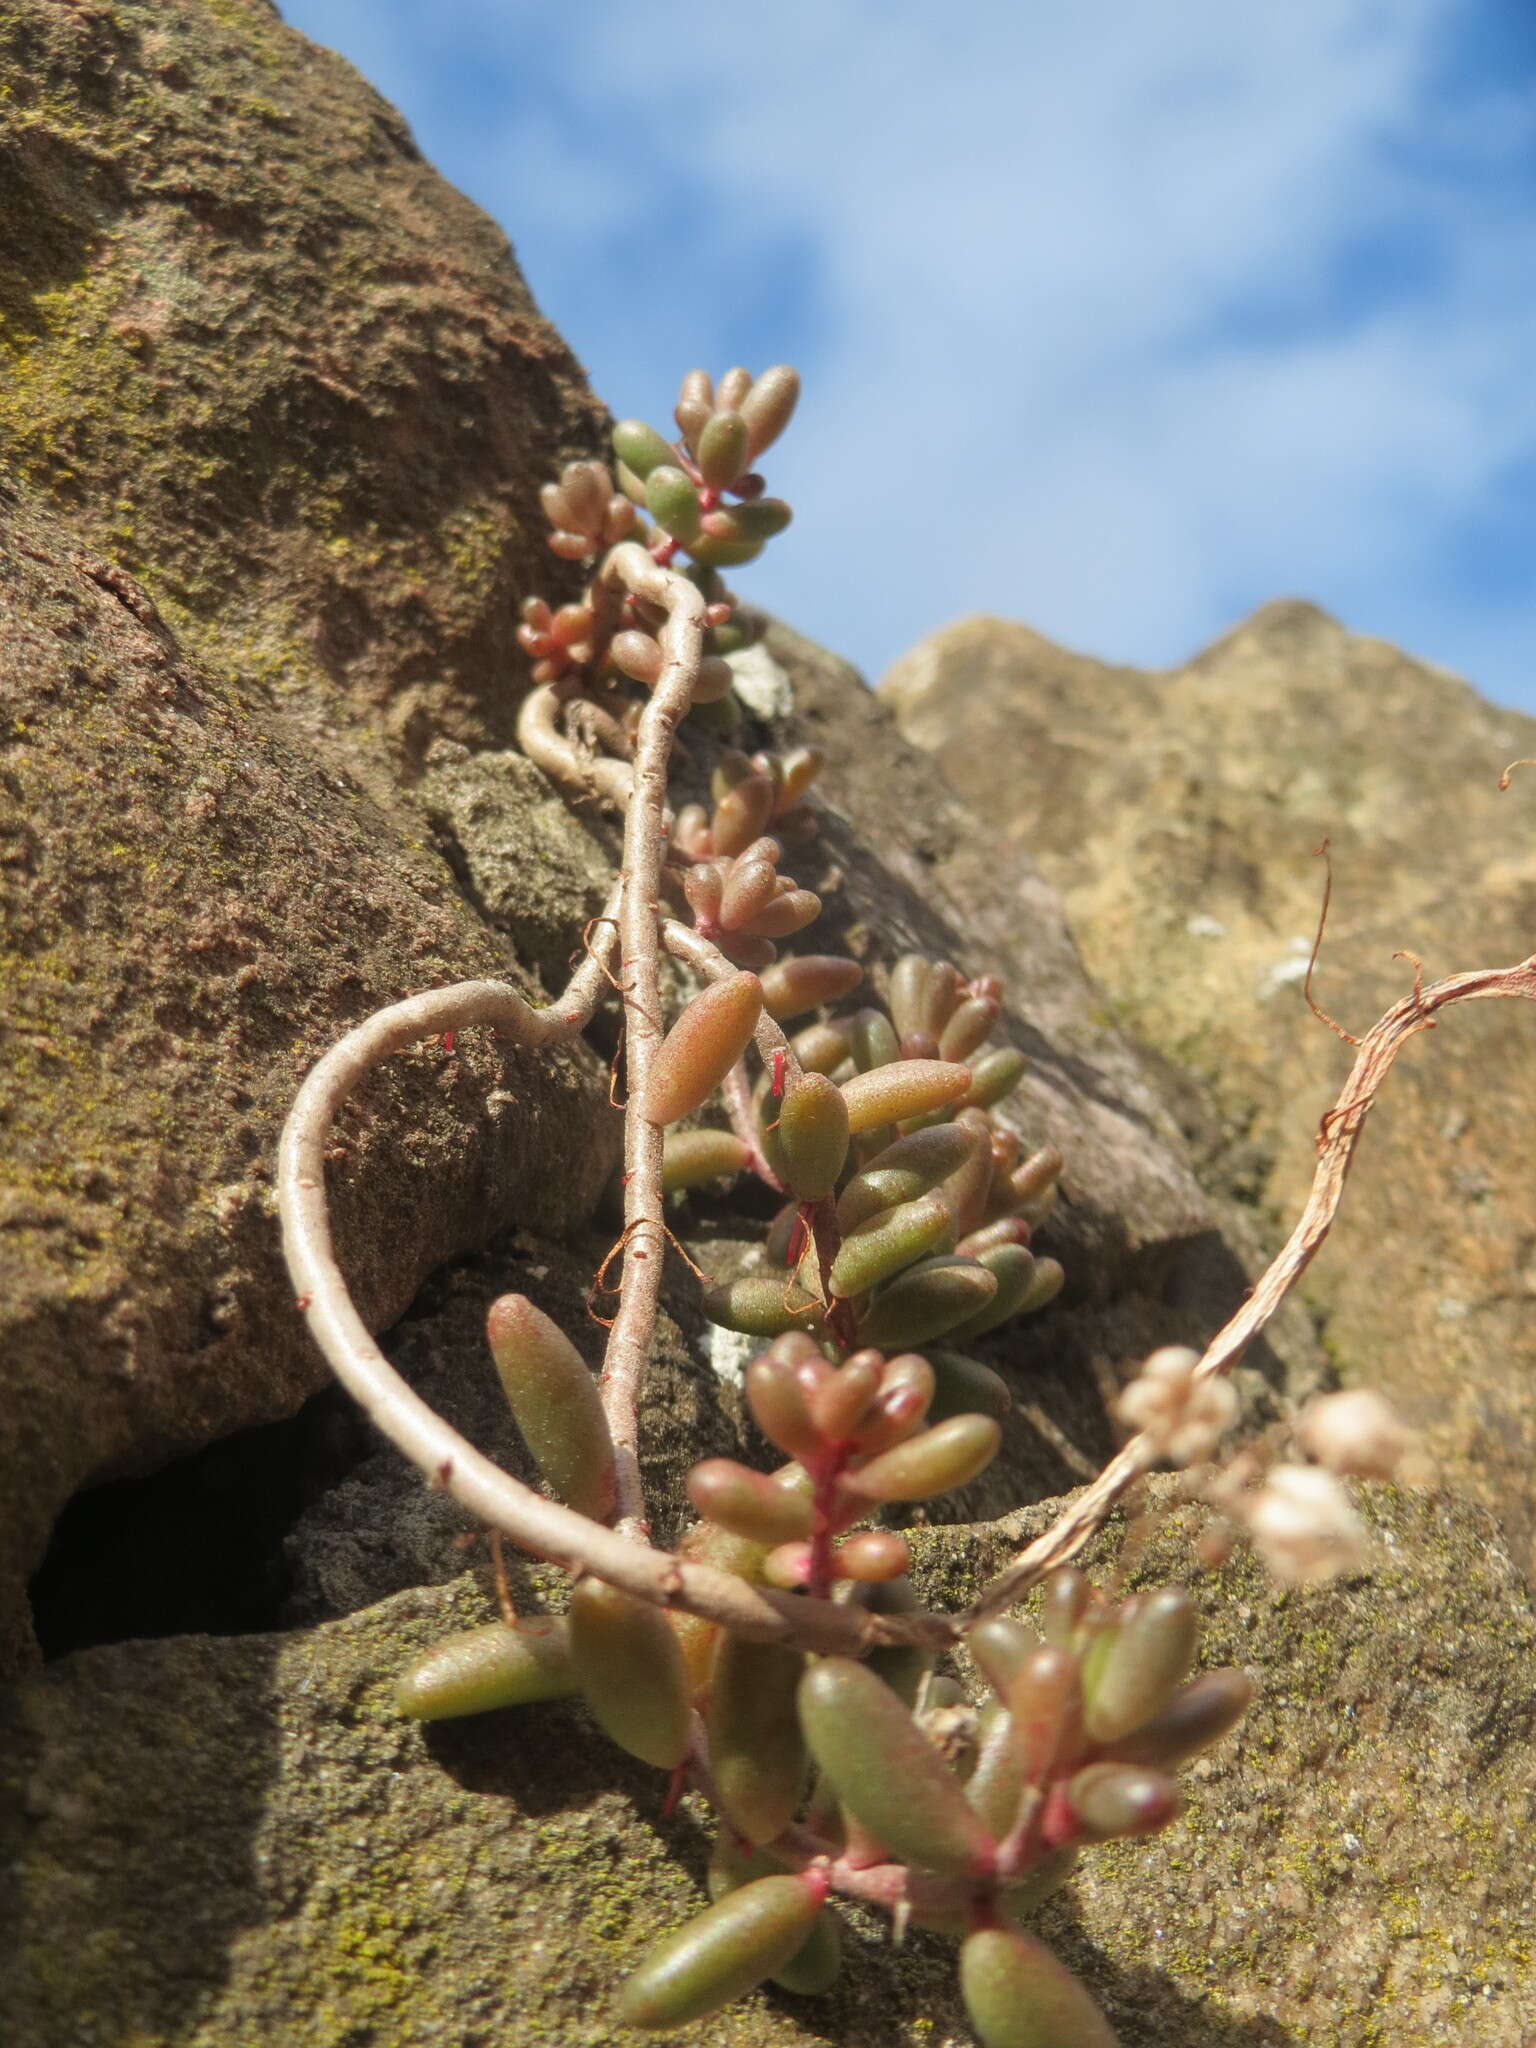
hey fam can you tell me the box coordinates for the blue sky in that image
[281,1,1536,709]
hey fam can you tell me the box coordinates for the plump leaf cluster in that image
[398,1553,1250,2042]
[664,943,1063,1366]
[517,365,799,719]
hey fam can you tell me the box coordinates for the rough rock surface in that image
[0,0,603,789]
[4,1477,1529,2048]
[0,478,618,1675]
[882,606,1536,1568]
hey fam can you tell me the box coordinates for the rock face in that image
[4,1482,1530,2047]
[0,476,618,1677]
[0,0,603,784]
[0,0,614,1673]
[1,3,1530,2046]
[882,607,1536,1569]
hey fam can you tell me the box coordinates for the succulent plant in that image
[280,361,1427,2043]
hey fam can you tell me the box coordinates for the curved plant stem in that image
[517,680,635,810]
[276,960,951,1656]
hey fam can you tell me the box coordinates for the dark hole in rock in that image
[28,1386,372,1660]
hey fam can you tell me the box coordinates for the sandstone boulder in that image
[883,606,1536,1568]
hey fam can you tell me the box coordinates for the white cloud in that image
[284,0,1536,703]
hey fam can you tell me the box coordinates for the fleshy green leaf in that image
[617,1875,825,2030]
[840,1058,972,1133]
[960,1926,1119,2048]
[945,1243,1043,1342]
[1097,1667,1254,1768]
[662,1128,752,1193]
[858,1253,998,1348]
[395,1620,575,1720]
[837,1122,982,1232]
[776,1069,851,1200]
[485,1294,616,1521]
[708,1634,809,1844]
[797,1657,996,1879]
[569,1578,691,1770]
[1081,1587,1198,1745]
[611,418,676,481]
[926,1348,1012,1422]
[645,463,703,543]
[828,1192,954,1298]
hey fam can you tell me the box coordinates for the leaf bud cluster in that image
[538,456,638,562]
[685,1336,1000,1602]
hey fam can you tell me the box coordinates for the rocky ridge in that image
[883,604,1536,1570]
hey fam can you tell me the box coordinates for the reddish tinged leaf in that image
[967,1616,1038,1701]
[712,773,778,857]
[840,1058,971,1133]
[771,744,824,811]
[833,1529,913,1582]
[805,1349,886,1441]
[686,1458,815,1545]
[956,1216,1033,1257]
[761,954,863,1022]
[743,885,820,939]
[1007,1644,1084,1781]
[1009,1144,1065,1208]
[940,993,1001,1062]
[1041,1568,1092,1649]
[843,1412,1001,1504]
[848,1350,935,1456]
[745,1346,826,1459]
[641,971,764,1126]
[719,856,779,930]
[739,364,801,460]
[1098,1667,1254,1767]
[966,1702,1025,1835]
[1065,1761,1182,1841]
[610,628,663,686]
